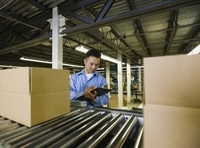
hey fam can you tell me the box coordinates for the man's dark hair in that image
[85,49,101,58]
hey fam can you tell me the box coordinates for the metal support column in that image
[51,7,65,69]
[106,62,111,88]
[138,67,142,91]
[106,62,111,102]
[117,52,123,107]
[126,59,131,103]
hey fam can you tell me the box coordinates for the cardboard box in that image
[144,104,200,148]
[143,55,200,148]
[108,94,127,107]
[0,67,70,127]
[143,54,200,107]
[109,94,118,107]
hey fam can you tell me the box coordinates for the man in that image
[70,49,109,107]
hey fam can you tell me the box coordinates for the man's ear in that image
[84,59,86,64]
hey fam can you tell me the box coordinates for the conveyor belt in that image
[0,107,143,148]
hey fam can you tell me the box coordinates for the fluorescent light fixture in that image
[123,65,144,69]
[76,46,123,64]
[20,57,84,68]
[97,67,104,70]
[20,57,52,64]
[76,46,89,53]
[101,54,119,63]
[62,63,83,68]
[187,44,200,55]
[0,65,18,68]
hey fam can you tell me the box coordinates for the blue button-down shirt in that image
[70,69,109,106]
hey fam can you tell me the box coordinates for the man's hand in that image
[83,86,97,101]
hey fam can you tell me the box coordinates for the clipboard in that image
[91,88,112,96]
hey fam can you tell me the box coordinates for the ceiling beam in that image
[135,19,151,56]
[84,32,113,49]
[25,0,47,11]
[0,11,43,31]
[0,34,50,55]
[164,10,179,54]
[126,0,145,57]
[126,0,136,9]
[134,31,149,56]
[59,0,99,12]
[61,0,200,35]
[110,28,139,57]
[86,3,133,58]
[1,0,199,57]
[65,11,94,24]
[95,0,115,22]
[180,26,200,53]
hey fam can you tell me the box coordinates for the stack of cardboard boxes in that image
[143,55,200,148]
[109,94,118,107]
[0,67,70,127]
[109,94,128,107]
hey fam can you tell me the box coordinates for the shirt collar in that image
[77,69,97,76]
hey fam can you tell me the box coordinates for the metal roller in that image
[4,110,99,147]
[0,120,11,125]
[105,115,138,148]
[134,126,144,148]
[77,113,124,148]
[0,123,19,133]
[1,109,83,145]
[22,111,102,148]
[49,112,112,148]
[0,126,28,140]
[0,106,143,148]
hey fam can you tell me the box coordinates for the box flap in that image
[30,68,69,94]
[144,54,200,108]
[0,67,30,94]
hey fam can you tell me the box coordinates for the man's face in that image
[84,56,100,74]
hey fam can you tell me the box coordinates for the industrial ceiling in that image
[0,0,200,70]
